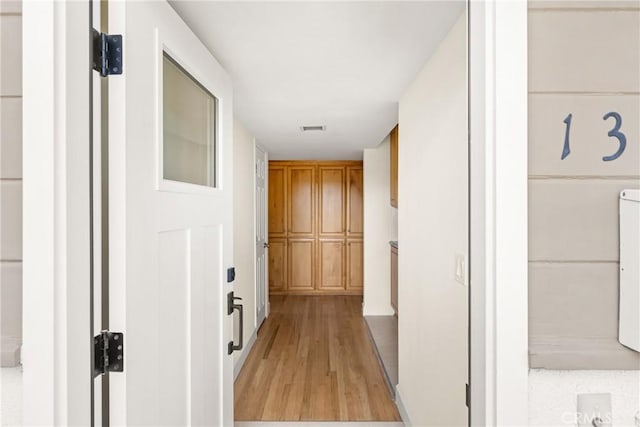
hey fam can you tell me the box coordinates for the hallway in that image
[234,296,400,422]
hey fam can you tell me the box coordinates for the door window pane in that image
[163,53,217,187]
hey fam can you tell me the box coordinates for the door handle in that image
[264,242,270,249]
[227,292,243,355]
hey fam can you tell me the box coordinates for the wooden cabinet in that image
[318,167,345,235]
[390,244,398,316]
[268,166,287,237]
[288,239,315,291]
[318,240,345,291]
[347,240,363,291]
[268,239,287,292]
[288,166,315,236]
[347,167,363,236]
[268,161,363,295]
[390,125,398,208]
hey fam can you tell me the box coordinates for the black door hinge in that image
[94,331,124,377]
[465,383,470,408]
[92,29,123,77]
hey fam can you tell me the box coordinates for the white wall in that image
[232,118,257,375]
[396,12,468,426]
[363,136,394,316]
[0,0,23,367]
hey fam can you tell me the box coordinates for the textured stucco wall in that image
[529,369,640,426]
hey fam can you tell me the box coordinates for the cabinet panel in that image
[318,240,345,291]
[347,167,363,236]
[319,167,345,235]
[288,239,315,291]
[268,239,287,292]
[347,240,363,290]
[288,167,315,236]
[390,125,398,208]
[268,166,287,236]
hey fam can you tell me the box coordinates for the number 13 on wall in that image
[561,111,628,161]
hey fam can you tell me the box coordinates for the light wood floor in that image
[234,295,401,422]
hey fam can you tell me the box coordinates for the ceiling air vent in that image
[300,125,326,132]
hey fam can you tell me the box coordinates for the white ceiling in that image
[169,1,465,160]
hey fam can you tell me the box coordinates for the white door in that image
[255,145,268,325]
[107,1,234,425]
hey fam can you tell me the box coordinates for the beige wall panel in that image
[529,262,619,338]
[529,95,640,177]
[529,179,639,261]
[0,181,21,260]
[0,98,22,178]
[0,262,21,338]
[529,1,640,10]
[0,1,21,14]
[0,16,22,97]
[529,10,640,93]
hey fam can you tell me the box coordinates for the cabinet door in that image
[318,240,345,291]
[347,166,363,237]
[319,167,345,236]
[288,166,315,237]
[268,166,287,237]
[288,239,315,291]
[390,125,398,208]
[346,240,363,290]
[268,239,287,292]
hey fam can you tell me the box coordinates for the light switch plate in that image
[455,253,467,286]
[577,393,612,427]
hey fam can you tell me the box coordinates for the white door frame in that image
[254,143,269,322]
[22,1,92,424]
[469,1,529,425]
[22,1,529,424]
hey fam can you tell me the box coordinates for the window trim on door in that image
[155,30,225,196]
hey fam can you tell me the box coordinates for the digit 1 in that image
[561,113,572,160]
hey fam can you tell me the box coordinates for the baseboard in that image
[1,337,21,367]
[362,303,395,317]
[395,384,412,427]
[234,329,257,380]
